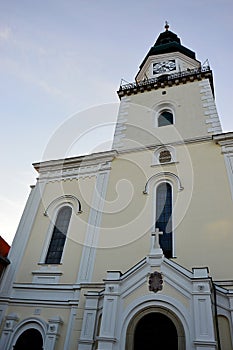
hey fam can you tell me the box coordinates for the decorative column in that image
[192,268,216,350]
[0,313,19,350]
[44,316,63,350]
[96,271,121,350]
[78,291,100,350]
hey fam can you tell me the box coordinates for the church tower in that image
[1,24,233,350]
[113,22,221,151]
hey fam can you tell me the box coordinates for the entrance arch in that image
[14,328,43,350]
[134,312,177,349]
[125,307,185,350]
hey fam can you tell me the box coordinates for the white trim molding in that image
[44,195,82,216]
[33,150,117,183]
[143,171,184,194]
[214,132,233,201]
[77,170,111,283]
[153,100,177,128]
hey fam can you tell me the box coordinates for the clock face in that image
[153,60,176,74]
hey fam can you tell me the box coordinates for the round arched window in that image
[158,111,173,127]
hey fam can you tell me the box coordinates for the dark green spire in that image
[139,23,196,69]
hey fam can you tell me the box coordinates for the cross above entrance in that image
[152,228,163,249]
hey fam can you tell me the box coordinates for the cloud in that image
[37,78,70,99]
[0,26,11,41]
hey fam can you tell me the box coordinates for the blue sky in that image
[1,0,233,244]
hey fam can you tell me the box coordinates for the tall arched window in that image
[156,182,172,258]
[45,206,72,264]
[158,111,173,127]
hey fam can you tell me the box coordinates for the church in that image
[1,23,233,350]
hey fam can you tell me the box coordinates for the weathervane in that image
[165,21,169,31]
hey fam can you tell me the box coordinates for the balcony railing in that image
[118,65,212,95]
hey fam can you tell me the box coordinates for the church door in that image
[134,312,178,349]
[14,328,43,350]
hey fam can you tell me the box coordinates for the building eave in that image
[33,150,118,174]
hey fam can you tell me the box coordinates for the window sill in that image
[37,262,63,266]
[32,267,63,284]
[151,161,179,167]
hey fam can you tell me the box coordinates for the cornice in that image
[213,132,233,144]
[115,135,213,155]
[33,150,117,182]
[213,132,233,153]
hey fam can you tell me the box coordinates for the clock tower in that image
[113,23,221,150]
[136,21,200,80]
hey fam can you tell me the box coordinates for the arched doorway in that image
[14,328,43,350]
[134,312,178,350]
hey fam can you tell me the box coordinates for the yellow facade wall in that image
[92,140,233,281]
[16,176,96,284]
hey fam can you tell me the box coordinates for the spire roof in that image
[139,23,196,69]
[154,21,181,46]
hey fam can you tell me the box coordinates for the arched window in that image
[156,183,172,258]
[158,111,173,127]
[45,206,72,264]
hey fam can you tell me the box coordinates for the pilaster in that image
[0,181,46,297]
[96,271,121,350]
[192,268,216,350]
[63,304,78,350]
[78,291,100,350]
[77,169,111,283]
[214,133,233,201]
[44,316,63,350]
[0,313,19,350]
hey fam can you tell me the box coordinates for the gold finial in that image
[165,21,169,31]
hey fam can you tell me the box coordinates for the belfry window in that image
[159,149,172,163]
[153,146,175,166]
[158,111,173,127]
[156,182,172,258]
[45,206,72,264]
